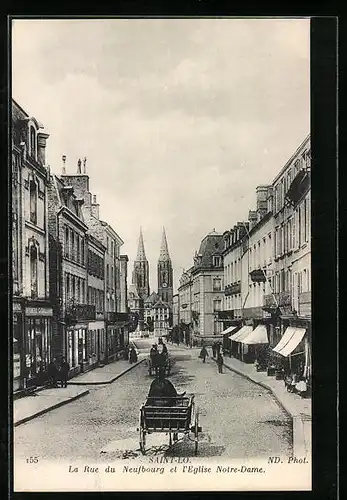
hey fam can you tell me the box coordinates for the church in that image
[128,227,173,337]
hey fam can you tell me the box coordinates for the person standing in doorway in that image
[60,357,70,388]
[217,351,224,373]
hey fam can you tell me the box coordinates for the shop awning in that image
[221,325,237,335]
[229,326,253,342]
[272,327,306,357]
[240,325,268,345]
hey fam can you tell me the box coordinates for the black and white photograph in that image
[11,17,312,491]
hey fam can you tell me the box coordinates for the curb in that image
[213,358,311,457]
[68,358,145,385]
[14,389,90,427]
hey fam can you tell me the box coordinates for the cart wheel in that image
[194,409,199,456]
[139,427,146,454]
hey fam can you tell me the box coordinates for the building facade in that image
[60,161,129,362]
[178,268,193,329]
[12,100,52,391]
[172,293,180,327]
[47,173,91,378]
[181,231,224,339]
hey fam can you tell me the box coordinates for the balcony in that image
[298,291,311,317]
[65,303,96,324]
[250,269,267,283]
[216,310,234,320]
[225,282,241,296]
[263,294,277,312]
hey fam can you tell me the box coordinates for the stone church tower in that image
[132,228,150,300]
[157,227,173,307]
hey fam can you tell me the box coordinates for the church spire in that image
[159,227,171,261]
[136,227,147,261]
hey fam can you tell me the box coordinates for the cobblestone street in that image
[14,340,292,463]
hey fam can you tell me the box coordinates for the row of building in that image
[12,100,131,393]
[173,135,311,381]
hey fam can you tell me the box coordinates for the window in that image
[107,237,109,253]
[81,239,85,265]
[30,245,38,298]
[106,264,109,287]
[213,278,221,291]
[71,231,75,261]
[29,179,37,225]
[65,227,69,258]
[77,236,80,263]
[213,299,221,312]
[304,199,308,242]
[213,256,221,267]
[30,126,36,158]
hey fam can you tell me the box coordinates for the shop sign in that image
[14,353,21,378]
[25,306,53,317]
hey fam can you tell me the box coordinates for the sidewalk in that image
[14,386,89,427]
[14,356,146,426]
[67,355,146,385]
[175,344,311,457]
[218,355,311,458]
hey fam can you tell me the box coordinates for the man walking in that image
[199,345,209,363]
[212,342,217,358]
[217,351,224,373]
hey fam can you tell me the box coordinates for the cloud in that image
[12,18,310,291]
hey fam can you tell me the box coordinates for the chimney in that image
[77,158,82,174]
[256,185,270,211]
[91,194,100,219]
[83,157,87,174]
[37,132,49,166]
[248,210,257,229]
[62,155,67,175]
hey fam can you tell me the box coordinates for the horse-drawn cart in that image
[148,354,171,376]
[138,395,202,455]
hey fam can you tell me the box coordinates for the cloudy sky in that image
[12,18,310,292]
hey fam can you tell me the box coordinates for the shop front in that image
[13,300,24,392]
[85,320,106,370]
[66,324,87,377]
[24,303,53,388]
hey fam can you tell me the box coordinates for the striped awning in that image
[221,325,237,335]
[272,327,306,357]
[240,325,268,345]
[229,326,253,342]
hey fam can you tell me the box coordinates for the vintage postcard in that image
[11,17,311,492]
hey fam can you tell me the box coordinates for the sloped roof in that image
[158,227,171,261]
[153,298,170,309]
[194,233,223,268]
[135,227,147,261]
[144,291,159,304]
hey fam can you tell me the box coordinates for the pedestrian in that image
[199,345,209,363]
[60,357,70,388]
[129,346,138,364]
[123,345,129,361]
[212,343,217,358]
[217,351,224,373]
[47,358,58,387]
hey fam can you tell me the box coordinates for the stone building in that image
[131,228,150,331]
[47,173,89,378]
[177,268,193,330]
[59,160,129,362]
[12,99,52,392]
[180,231,224,340]
[157,227,173,307]
[172,293,180,327]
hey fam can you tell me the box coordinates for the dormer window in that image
[213,256,221,267]
[30,126,36,159]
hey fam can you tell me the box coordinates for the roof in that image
[194,233,223,269]
[153,298,170,309]
[135,228,147,261]
[158,227,171,261]
[144,291,159,304]
[128,284,140,299]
